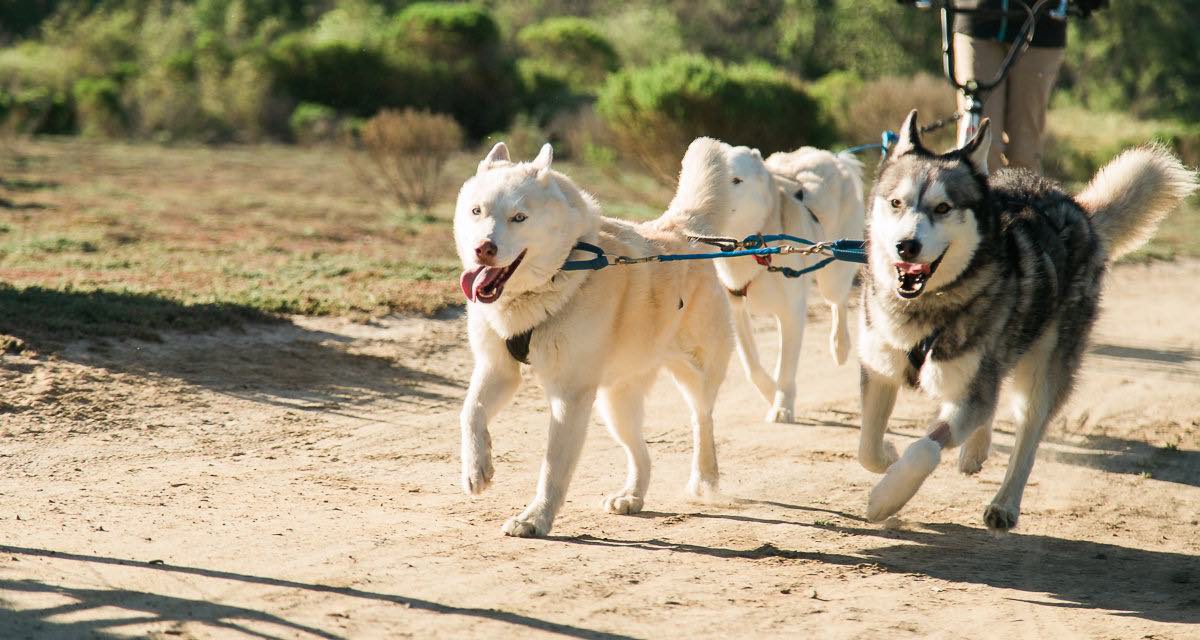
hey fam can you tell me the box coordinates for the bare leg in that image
[502,387,597,538]
[858,367,899,473]
[597,381,652,515]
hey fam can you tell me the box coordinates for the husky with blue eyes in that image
[858,110,1196,531]
[453,139,733,537]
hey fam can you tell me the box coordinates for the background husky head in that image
[868,110,991,300]
[454,142,599,304]
[706,144,777,238]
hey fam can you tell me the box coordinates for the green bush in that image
[517,17,619,92]
[72,77,126,138]
[389,2,502,56]
[269,35,402,115]
[597,54,834,182]
[289,101,338,144]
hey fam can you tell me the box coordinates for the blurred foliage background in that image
[1,0,1197,183]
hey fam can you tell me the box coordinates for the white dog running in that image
[697,143,864,422]
[454,139,733,537]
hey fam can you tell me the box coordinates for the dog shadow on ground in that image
[0,286,461,415]
[0,545,634,640]
[563,511,1199,625]
[995,434,1200,489]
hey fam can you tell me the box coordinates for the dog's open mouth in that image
[460,250,526,304]
[894,251,946,299]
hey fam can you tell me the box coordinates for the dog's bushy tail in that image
[1076,145,1198,260]
[658,137,729,235]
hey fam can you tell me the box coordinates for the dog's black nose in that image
[896,239,922,261]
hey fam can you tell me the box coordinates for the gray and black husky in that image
[858,110,1196,531]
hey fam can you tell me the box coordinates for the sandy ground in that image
[0,260,1197,639]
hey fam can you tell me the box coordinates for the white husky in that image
[698,143,864,422]
[454,139,733,537]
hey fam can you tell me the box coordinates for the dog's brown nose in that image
[475,240,498,263]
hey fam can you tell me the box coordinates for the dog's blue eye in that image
[512,212,527,223]
[934,203,951,214]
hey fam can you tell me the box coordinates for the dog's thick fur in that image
[858,110,1197,531]
[692,143,863,422]
[454,139,732,537]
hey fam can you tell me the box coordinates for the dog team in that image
[454,110,1197,538]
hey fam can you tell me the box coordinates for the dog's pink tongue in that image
[460,267,484,301]
[896,262,932,276]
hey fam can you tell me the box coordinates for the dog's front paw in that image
[866,438,941,522]
[859,440,899,474]
[501,516,547,538]
[461,456,494,495]
[983,503,1018,531]
[766,405,794,424]
[958,446,988,476]
[686,475,720,500]
[602,492,644,515]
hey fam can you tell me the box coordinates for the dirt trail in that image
[0,261,1198,639]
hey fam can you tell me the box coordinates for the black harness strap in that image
[505,329,533,365]
[907,327,944,373]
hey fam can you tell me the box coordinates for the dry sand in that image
[0,260,1197,639]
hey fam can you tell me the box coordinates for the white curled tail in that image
[1076,145,1198,260]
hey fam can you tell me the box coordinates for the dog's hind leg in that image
[858,367,899,473]
[597,379,653,515]
[957,421,992,475]
[986,324,1074,531]
[668,353,725,499]
[502,387,597,538]
[730,298,776,405]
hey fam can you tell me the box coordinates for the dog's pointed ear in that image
[531,143,553,184]
[477,142,510,175]
[961,118,992,176]
[752,148,762,160]
[892,110,923,158]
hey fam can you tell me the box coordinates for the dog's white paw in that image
[866,438,941,522]
[766,405,794,424]
[602,492,644,515]
[501,516,547,538]
[983,503,1019,531]
[859,440,900,474]
[686,476,720,500]
[461,456,494,495]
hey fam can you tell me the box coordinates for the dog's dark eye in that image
[889,198,903,209]
[794,189,804,201]
[933,203,952,214]
[512,212,527,223]
[732,177,743,185]
[471,206,482,216]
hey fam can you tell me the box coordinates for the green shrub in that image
[73,77,126,138]
[517,17,619,92]
[597,54,834,182]
[289,102,338,144]
[389,2,501,56]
